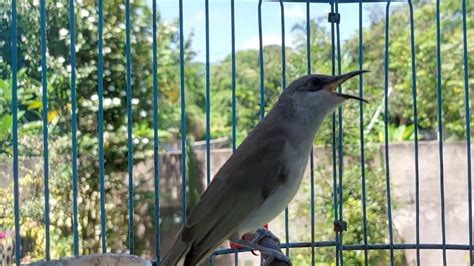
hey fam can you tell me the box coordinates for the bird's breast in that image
[235,144,311,235]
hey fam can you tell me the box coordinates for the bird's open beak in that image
[325,70,368,103]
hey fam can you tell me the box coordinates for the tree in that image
[0,0,204,257]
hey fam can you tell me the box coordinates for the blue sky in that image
[147,1,392,63]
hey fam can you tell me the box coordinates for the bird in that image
[160,70,367,266]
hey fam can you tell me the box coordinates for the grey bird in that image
[161,70,367,266]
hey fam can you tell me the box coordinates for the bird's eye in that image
[308,78,323,91]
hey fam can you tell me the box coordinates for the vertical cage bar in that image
[278,0,289,257]
[258,0,265,121]
[334,1,344,265]
[97,0,107,253]
[258,2,265,262]
[231,0,237,153]
[152,0,161,261]
[68,0,80,256]
[40,0,51,260]
[305,1,315,264]
[231,0,238,263]
[204,1,215,264]
[11,0,21,264]
[179,0,187,224]
[205,0,211,187]
[358,1,368,265]
[407,1,420,265]
[462,0,473,263]
[125,0,135,253]
[383,2,395,265]
[329,2,340,265]
[435,1,447,264]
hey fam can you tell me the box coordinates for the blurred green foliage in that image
[0,0,204,258]
[0,0,473,264]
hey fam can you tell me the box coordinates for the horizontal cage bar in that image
[267,0,407,3]
[213,243,474,256]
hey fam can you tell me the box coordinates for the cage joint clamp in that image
[328,12,341,24]
[333,220,347,232]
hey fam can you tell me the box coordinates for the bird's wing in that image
[181,136,289,265]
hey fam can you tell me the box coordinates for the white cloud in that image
[243,34,296,50]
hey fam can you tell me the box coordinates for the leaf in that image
[0,114,13,132]
[403,124,415,140]
[0,79,12,103]
[378,130,384,143]
[394,125,406,141]
[0,79,7,90]
[27,100,43,110]
[0,112,25,135]
[18,111,25,120]
[21,121,43,131]
[47,110,59,123]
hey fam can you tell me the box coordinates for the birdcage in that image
[2,0,472,265]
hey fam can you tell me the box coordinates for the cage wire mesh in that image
[3,0,473,265]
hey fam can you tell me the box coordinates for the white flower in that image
[59,28,68,37]
[112,97,121,105]
[104,98,112,106]
[91,94,99,101]
[80,9,89,18]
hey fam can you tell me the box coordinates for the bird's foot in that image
[250,228,281,246]
[241,228,281,257]
[261,250,292,266]
[234,237,291,266]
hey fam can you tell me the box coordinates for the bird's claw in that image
[252,228,281,246]
[262,249,292,266]
[234,229,290,265]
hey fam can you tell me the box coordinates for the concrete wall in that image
[389,142,473,265]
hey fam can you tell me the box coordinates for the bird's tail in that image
[160,227,191,266]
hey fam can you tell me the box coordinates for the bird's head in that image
[282,70,367,116]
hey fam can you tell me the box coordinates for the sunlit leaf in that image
[27,100,42,110]
[47,110,59,123]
